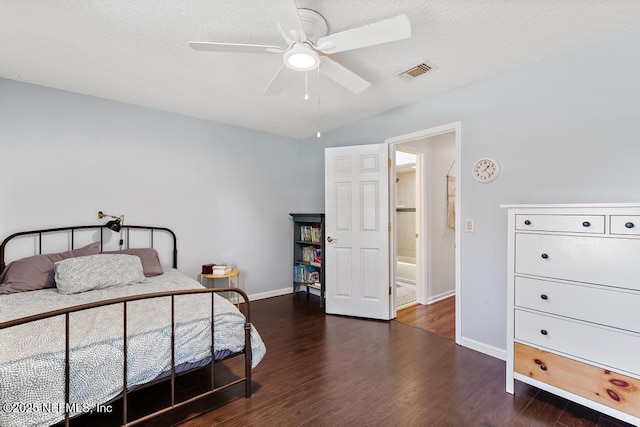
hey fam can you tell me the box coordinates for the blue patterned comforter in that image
[0,268,266,427]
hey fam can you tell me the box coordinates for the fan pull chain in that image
[304,73,309,100]
[316,67,321,138]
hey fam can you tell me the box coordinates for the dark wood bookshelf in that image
[289,213,325,308]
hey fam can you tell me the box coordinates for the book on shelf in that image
[294,264,319,284]
[299,225,321,243]
[301,246,322,265]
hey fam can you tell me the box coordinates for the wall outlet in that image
[465,219,475,232]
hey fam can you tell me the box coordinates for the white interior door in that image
[325,143,390,320]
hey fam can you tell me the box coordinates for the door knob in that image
[327,236,336,242]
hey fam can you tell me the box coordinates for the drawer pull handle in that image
[582,221,591,227]
[541,253,549,259]
[540,329,548,335]
[625,222,635,229]
[540,294,548,300]
[540,364,547,371]
[524,220,531,225]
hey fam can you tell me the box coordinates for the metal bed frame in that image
[0,225,253,426]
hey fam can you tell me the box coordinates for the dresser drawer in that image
[515,214,605,234]
[514,343,640,418]
[611,215,640,236]
[514,277,640,332]
[515,309,640,377]
[515,233,640,291]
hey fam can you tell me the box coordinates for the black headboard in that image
[0,225,177,271]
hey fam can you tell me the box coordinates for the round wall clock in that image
[472,158,500,183]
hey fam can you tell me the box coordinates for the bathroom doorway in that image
[395,150,419,309]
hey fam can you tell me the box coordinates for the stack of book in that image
[294,264,318,284]
[302,246,322,266]
[212,263,233,275]
[300,225,321,243]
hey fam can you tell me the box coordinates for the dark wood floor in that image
[181,294,632,427]
[66,294,634,426]
[396,296,456,340]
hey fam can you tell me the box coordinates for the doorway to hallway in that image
[388,121,460,343]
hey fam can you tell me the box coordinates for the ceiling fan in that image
[189,0,411,95]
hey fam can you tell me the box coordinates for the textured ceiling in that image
[1,1,640,139]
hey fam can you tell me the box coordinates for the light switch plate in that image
[465,219,474,232]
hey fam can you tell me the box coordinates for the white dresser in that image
[504,204,640,425]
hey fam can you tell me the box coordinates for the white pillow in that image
[55,254,145,295]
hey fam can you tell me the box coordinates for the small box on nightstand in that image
[201,263,214,274]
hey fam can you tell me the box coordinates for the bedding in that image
[0,242,100,294]
[54,254,145,294]
[0,268,266,427]
[101,248,163,277]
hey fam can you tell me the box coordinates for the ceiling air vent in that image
[396,62,436,80]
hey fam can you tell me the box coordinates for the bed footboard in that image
[0,287,253,427]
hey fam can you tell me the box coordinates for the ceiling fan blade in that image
[316,14,411,54]
[273,0,306,43]
[263,65,298,96]
[319,56,371,94]
[189,41,282,54]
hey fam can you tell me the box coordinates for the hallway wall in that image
[424,133,456,301]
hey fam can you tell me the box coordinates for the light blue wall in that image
[3,25,639,353]
[0,78,304,295]
[302,27,640,352]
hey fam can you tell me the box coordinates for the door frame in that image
[386,121,462,344]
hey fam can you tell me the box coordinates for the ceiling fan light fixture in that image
[283,45,319,71]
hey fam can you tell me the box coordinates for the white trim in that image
[247,287,292,301]
[505,209,516,393]
[500,202,640,209]
[425,290,455,305]
[416,153,425,306]
[459,337,506,361]
[388,144,398,319]
[385,121,463,345]
[386,122,460,144]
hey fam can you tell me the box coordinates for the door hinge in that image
[416,233,419,239]
[388,223,392,232]
[389,286,392,295]
[388,158,392,168]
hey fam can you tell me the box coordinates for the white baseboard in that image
[247,287,292,301]
[426,289,455,305]
[459,336,506,361]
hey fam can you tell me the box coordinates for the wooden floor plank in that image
[178,295,632,427]
[62,294,633,426]
[395,296,455,340]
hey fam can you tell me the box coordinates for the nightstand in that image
[200,269,241,307]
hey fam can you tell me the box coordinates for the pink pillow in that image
[101,248,163,277]
[0,242,101,294]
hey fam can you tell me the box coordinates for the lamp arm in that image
[97,210,115,220]
[97,211,124,222]
[98,211,125,249]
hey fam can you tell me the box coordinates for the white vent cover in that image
[396,61,436,80]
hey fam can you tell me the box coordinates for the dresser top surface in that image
[501,203,640,209]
